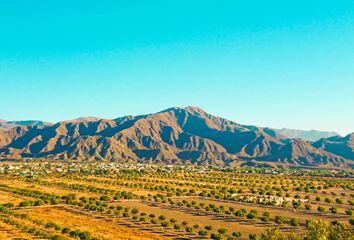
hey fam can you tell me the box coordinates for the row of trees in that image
[1,204,98,240]
[59,173,353,207]
[63,194,243,239]
[251,219,354,240]
[0,214,67,240]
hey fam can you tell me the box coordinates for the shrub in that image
[131,208,139,214]
[232,231,242,237]
[218,228,227,234]
[317,206,326,213]
[99,195,109,201]
[174,224,181,230]
[345,210,353,216]
[161,221,170,227]
[261,228,284,240]
[249,233,258,240]
[275,216,284,224]
[290,218,299,227]
[261,212,270,222]
[61,228,70,234]
[329,207,338,214]
[211,233,223,240]
[349,218,354,225]
[19,201,30,208]
[292,201,301,209]
[185,227,193,233]
[205,225,213,231]
[78,231,91,240]
[235,210,245,217]
[4,203,14,208]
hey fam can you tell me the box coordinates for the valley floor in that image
[0,163,353,239]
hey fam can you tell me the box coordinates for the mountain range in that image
[274,128,339,142]
[0,107,353,168]
[0,119,51,130]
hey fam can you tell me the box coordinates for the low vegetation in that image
[0,161,353,239]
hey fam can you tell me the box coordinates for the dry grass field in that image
[22,205,164,240]
[0,163,353,240]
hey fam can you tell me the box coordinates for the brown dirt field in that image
[0,172,352,239]
[3,215,70,240]
[0,190,36,205]
[21,205,166,240]
[44,177,154,196]
[114,200,279,238]
[57,175,200,193]
[0,220,37,239]
[0,178,99,198]
[185,197,352,225]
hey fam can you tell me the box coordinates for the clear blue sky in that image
[1,1,353,135]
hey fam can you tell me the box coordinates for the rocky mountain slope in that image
[313,133,354,160]
[275,128,339,141]
[0,107,352,168]
[0,119,52,130]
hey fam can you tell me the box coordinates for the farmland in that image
[0,161,353,239]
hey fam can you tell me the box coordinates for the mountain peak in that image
[345,132,354,141]
[158,106,207,116]
[184,106,207,115]
[73,117,102,122]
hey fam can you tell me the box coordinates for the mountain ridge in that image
[0,107,353,168]
[0,120,52,130]
[275,128,339,141]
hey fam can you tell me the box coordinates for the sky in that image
[1,1,353,135]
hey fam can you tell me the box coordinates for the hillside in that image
[275,128,339,141]
[0,119,52,130]
[313,133,354,160]
[0,107,353,168]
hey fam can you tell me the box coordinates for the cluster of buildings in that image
[231,193,309,206]
[0,159,352,178]
[0,161,206,176]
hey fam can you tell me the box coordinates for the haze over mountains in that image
[0,107,353,168]
[274,128,339,142]
[0,119,51,130]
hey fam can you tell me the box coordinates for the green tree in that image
[349,218,354,225]
[275,216,284,224]
[290,218,299,227]
[329,207,338,214]
[198,230,208,236]
[261,212,271,222]
[304,219,329,240]
[218,228,227,235]
[260,228,284,240]
[317,206,326,213]
[211,233,223,240]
